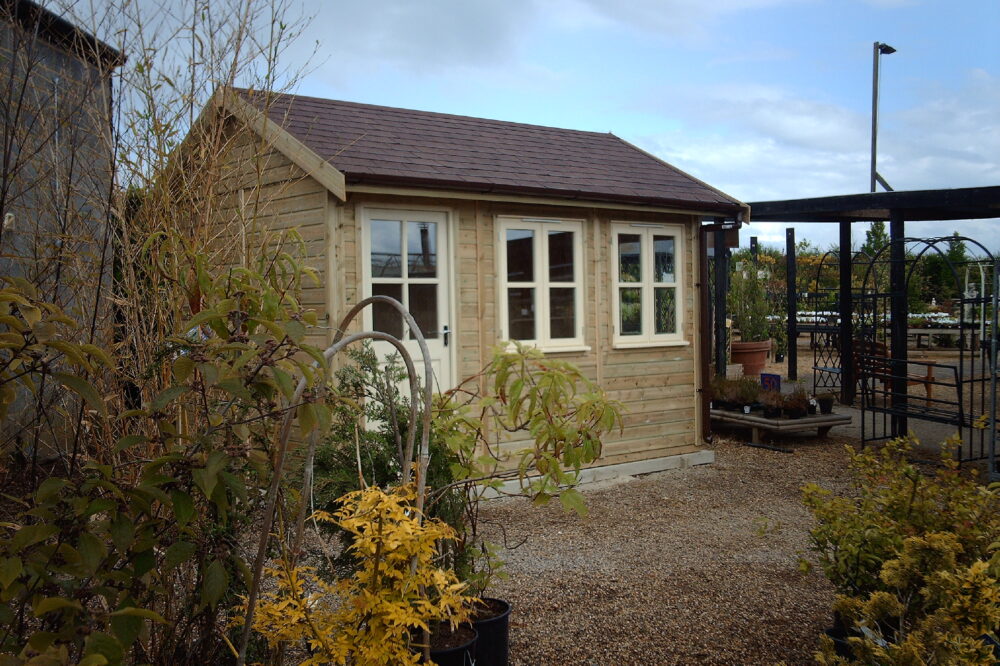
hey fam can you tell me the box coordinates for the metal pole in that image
[750,236,759,264]
[870,41,880,193]
[889,211,907,436]
[786,228,797,381]
[839,222,855,404]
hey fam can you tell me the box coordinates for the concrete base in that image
[485,449,715,498]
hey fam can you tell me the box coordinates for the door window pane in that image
[654,235,675,283]
[408,221,437,278]
[549,287,575,339]
[618,234,641,282]
[655,287,676,334]
[507,287,535,340]
[408,284,438,340]
[619,287,641,335]
[372,284,403,338]
[548,230,575,282]
[370,220,402,278]
[506,230,534,281]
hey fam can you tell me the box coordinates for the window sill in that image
[612,339,690,350]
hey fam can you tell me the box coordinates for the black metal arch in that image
[855,236,998,477]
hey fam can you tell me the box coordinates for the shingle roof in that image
[236,89,744,214]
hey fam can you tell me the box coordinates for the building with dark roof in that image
[204,87,747,478]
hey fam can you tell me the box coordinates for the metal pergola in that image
[704,185,1000,479]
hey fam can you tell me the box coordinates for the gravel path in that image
[479,436,856,665]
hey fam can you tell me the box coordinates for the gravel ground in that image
[479,435,857,665]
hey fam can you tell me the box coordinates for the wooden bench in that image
[814,339,935,406]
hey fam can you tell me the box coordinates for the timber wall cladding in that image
[322,192,701,468]
[215,121,329,347]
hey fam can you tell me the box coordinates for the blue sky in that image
[284,0,998,251]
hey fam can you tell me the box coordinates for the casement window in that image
[497,217,585,350]
[612,223,686,347]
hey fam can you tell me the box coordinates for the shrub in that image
[804,436,1000,664]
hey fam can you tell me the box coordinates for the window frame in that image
[611,222,688,348]
[496,216,586,351]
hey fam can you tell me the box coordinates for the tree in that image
[861,220,889,258]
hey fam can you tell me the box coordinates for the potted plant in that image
[771,318,788,362]
[816,392,836,414]
[735,376,760,414]
[727,265,773,376]
[759,390,784,419]
[783,387,809,419]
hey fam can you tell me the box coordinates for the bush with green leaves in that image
[803,436,1000,664]
[0,232,331,665]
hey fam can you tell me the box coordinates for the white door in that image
[362,208,453,392]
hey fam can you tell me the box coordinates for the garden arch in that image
[855,236,998,471]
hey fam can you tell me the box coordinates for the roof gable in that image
[235,89,743,214]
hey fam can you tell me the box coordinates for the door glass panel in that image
[506,229,534,281]
[507,287,535,340]
[654,235,675,283]
[549,287,575,339]
[655,287,676,334]
[408,284,438,340]
[619,287,641,335]
[407,221,437,278]
[618,233,641,282]
[548,230,574,282]
[372,284,403,338]
[370,220,402,278]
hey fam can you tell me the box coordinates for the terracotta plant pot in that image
[730,339,772,376]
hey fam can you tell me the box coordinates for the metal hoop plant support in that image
[236,295,435,665]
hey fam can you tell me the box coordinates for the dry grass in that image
[480,435,858,665]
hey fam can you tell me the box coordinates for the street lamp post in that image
[870,41,896,193]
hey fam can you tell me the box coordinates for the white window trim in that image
[497,216,587,351]
[611,222,688,348]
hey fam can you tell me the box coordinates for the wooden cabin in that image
[205,88,747,480]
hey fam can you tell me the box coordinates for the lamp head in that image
[877,42,897,55]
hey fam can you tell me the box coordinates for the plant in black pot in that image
[735,376,760,414]
[783,387,809,419]
[816,392,836,415]
[760,390,784,419]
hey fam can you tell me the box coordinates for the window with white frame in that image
[612,223,684,346]
[497,217,584,349]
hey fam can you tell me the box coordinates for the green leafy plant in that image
[803,436,1000,664]
[728,265,772,342]
[0,231,331,665]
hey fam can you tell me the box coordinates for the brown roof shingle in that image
[236,89,743,214]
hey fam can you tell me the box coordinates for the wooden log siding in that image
[213,121,705,470]
[211,121,331,348]
[335,195,702,470]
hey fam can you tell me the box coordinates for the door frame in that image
[358,203,458,390]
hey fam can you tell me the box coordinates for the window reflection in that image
[370,220,402,278]
[548,230,574,282]
[506,229,534,281]
[654,236,675,283]
[618,234,641,282]
[408,221,437,278]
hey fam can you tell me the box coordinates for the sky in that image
[275,0,998,253]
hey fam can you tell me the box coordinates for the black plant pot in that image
[763,406,782,419]
[817,397,835,415]
[424,625,477,666]
[784,407,807,419]
[807,404,817,415]
[775,353,785,362]
[472,598,512,666]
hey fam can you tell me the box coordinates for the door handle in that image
[442,324,450,347]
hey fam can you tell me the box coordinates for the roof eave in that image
[344,173,745,216]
